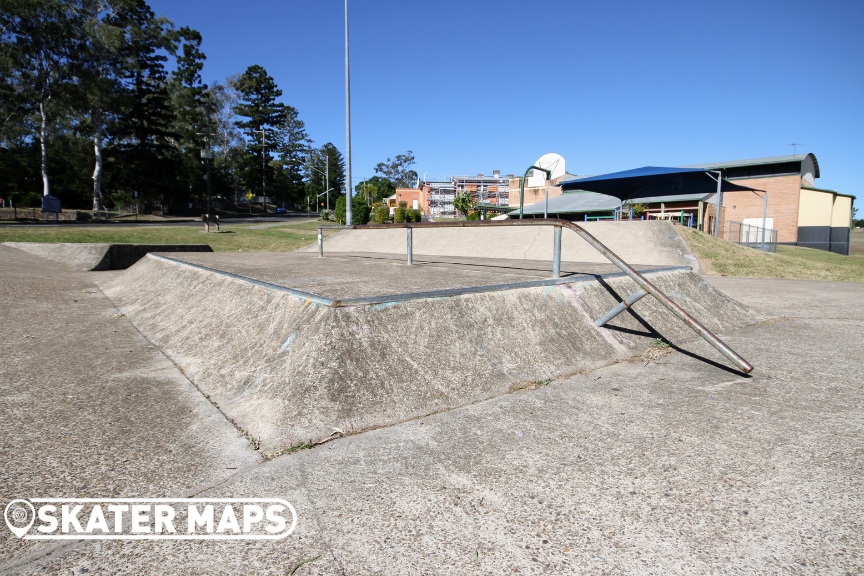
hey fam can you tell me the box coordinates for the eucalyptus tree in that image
[374,150,418,188]
[75,0,132,210]
[1,0,81,197]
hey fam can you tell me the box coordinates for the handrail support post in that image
[317,227,323,257]
[407,226,413,265]
[595,289,648,327]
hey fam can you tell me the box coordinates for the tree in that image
[2,0,81,197]
[206,74,245,204]
[305,142,344,211]
[167,24,209,209]
[233,64,283,198]
[75,0,135,210]
[355,175,395,205]
[107,0,179,207]
[454,190,475,218]
[374,150,418,188]
[272,104,311,207]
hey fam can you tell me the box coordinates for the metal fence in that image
[723,220,778,253]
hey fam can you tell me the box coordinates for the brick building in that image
[516,153,854,254]
[690,154,854,254]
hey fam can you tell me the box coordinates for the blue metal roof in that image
[558,166,754,200]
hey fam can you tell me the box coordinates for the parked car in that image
[274,206,287,214]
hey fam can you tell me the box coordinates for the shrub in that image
[466,210,480,221]
[352,194,370,225]
[407,208,422,222]
[334,196,347,224]
[394,205,407,223]
[372,203,389,224]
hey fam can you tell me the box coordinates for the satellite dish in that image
[527,153,566,187]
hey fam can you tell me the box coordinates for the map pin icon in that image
[4,500,35,538]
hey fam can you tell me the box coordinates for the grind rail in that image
[318,219,753,374]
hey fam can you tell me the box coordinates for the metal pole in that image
[552,225,562,278]
[407,227,413,265]
[255,129,266,212]
[519,165,551,219]
[713,170,722,236]
[594,289,648,327]
[344,0,353,226]
[544,189,548,219]
[317,227,323,257]
[761,192,768,251]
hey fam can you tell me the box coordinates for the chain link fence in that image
[722,220,778,252]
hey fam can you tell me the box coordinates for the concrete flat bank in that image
[100,252,758,452]
[305,220,701,271]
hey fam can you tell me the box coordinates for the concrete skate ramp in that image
[304,220,701,271]
[4,242,212,271]
[101,251,758,452]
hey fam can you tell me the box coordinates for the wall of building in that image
[722,174,802,243]
[796,188,835,251]
[831,194,853,255]
[390,188,424,211]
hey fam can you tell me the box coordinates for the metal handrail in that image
[317,219,754,374]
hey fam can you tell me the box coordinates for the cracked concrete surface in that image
[1,244,862,575]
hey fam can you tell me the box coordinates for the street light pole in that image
[318,149,329,211]
[344,0,353,225]
[255,129,266,212]
[196,126,215,217]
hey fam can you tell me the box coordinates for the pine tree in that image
[108,0,178,207]
[233,65,284,198]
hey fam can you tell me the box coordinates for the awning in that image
[628,193,710,204]
[518,190,712,216]
[559,166,755,200]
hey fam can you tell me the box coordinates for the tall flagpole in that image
[344,0,353,225]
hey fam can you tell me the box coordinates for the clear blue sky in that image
[148,0,863,198]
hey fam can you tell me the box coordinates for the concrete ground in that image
[1,244,862,575]
[166,250,680,299]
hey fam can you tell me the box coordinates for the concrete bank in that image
[100,252,758,452]
[304,220,701,271]
[3,242,212,271]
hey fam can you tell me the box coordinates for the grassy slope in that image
[0,220,331,253]
[677,226,864,282]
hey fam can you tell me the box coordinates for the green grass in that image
[0,221,334,252]
[678,226,864,282]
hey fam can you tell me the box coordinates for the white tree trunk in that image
[92,108,103,211]
[39,100,50,197]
